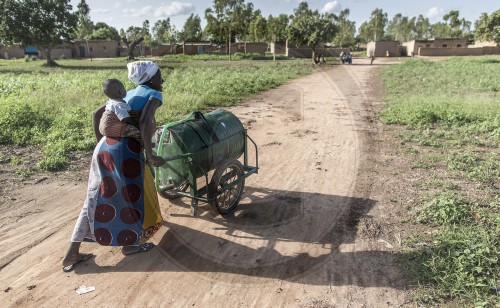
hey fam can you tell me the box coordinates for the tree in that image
[431,22,451,38]
[266,14,289,61]
[443,10,471,38]
[180,14,203,41]
[152,18,171,45]
[474,10,500,44]
[248,10,267,42]
[74,0,93,39]
[386,13,416,42]
[122,26,144,60]
[204,0,254,56]
[234,2,255,43]
[288,2,337,62]
[357,8,388,42]
[142,20,152,47]
[89,22,120,41]
[266,14,289,43]
[0,0,77,66]
[332,9,356,47]
[163,25,180,45]
[415,15,432,40]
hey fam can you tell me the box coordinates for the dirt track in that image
[0,58,411,307]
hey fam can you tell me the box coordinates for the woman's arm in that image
[140,98,165,166]
[92,104,106,143]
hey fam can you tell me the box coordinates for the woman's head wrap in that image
[127,61,159,85]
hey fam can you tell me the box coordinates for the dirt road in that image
[0,58,410,307]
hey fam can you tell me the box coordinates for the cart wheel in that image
[158,181,189,200]
[209,159,245,214]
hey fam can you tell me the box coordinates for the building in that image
[182,41,213,55]
[287,44,349,58]
[367,41,401,57]
[0,44,25,59]
[74,40,120,58]
[403,38,468,56]
[470,41,498,47]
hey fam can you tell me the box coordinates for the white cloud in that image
[426,7,444,20]
[154,2,195,18]
[102,16,115,23]
[94,8,110,14]
[320,1,341,13]
[122,6,153,18]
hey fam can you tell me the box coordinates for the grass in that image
[0,56,313,171]
[381,56,500,306]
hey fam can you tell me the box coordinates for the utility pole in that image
[86,39,92,61]
[229,27,232,62]
[273,33,276,61]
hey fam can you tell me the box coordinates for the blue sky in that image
[72,0,498,32]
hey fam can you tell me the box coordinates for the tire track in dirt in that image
[155,66,363,287]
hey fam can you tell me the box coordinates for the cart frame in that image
[155,128,258,216]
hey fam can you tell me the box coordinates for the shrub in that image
[404,226,499,303]
[417,194,477,225]
[0,102,51,144]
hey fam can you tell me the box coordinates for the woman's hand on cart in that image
[147,155,166,167]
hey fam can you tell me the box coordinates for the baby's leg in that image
[121,124,142,140]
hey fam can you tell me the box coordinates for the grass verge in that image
[381,56,499,306]
[0,56,313,171]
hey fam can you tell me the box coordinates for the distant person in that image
[319,53,325,64]
[340,51,345,64]
[99,78,142,141]
[369,51,375,65]
[346,52,352,64]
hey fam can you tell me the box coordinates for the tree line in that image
[0,0,499,65]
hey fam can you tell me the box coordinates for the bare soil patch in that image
[0,58,416,307]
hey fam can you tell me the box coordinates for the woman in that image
[62,61,166,272]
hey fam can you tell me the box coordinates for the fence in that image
[287,48,350,58]
[419,46,500,56]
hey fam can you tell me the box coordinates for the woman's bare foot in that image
[62,242,82,266]
[62,252,90,267]
[62,253,93,272]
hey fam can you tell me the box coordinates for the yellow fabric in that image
[140,166,163,243]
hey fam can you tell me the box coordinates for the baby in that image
[99,79,142,140]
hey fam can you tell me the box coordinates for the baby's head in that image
[102,79,126,100]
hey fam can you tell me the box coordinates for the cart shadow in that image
[77,187,406,289]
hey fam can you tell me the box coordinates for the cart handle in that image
[162,153,193,162]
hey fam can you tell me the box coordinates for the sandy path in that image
[0,58,409,307]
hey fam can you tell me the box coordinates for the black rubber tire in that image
[158,181,189,200]
[209,159,245,214]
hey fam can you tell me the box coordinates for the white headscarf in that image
[127,61,159,85]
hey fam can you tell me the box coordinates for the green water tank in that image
[153,109,245,188]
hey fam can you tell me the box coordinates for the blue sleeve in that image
[150,90,162,106]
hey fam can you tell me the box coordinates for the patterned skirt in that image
[71,137,163,246]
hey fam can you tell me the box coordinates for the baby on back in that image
[99,79,141,140]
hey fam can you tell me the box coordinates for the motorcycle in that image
[340,53,352,64]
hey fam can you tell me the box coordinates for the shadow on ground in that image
[74,186,404,289]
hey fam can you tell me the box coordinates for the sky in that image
[71,0,499,33]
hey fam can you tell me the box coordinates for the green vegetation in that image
[381,56,499,306]
[0,56,313,171]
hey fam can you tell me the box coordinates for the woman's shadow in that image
[76,186,406,289]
